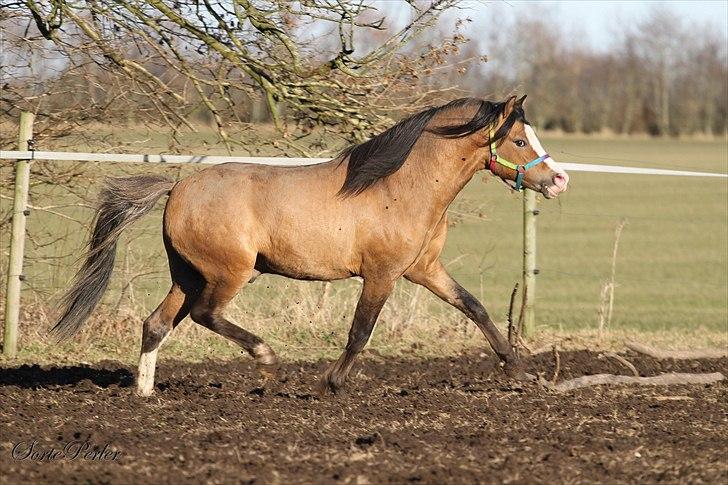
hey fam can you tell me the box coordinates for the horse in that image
[50,95,569,396]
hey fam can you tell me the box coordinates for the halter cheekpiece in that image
[487,129,549,191]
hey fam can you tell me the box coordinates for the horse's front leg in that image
[405,261,526,379]
[319,278,395,395]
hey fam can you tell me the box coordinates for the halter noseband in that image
[488,130,550,191]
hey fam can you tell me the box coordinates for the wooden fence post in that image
[3,112,34,357]
[522,189,538,337]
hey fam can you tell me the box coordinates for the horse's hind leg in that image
[137,283,193,396]
[189,268,278,382]
[137,248,201,396]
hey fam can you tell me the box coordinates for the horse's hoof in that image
[135,387,155,397]
[315,379,333,398]
[256,363,283,394]
[257,362,279,381]
[316,374,346,397]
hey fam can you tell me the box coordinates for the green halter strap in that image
[488,129,550,191]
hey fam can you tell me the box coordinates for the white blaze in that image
[524,125,564,175]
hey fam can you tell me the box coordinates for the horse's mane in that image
[338,97,527,196]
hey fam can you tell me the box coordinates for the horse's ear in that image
[516,94,527,107]
[503,95,518,117]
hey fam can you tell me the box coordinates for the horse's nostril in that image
[552,172,568,189]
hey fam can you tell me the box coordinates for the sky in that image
[473,0,728,50]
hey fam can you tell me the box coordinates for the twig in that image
[551,345,561,384]
[607,220,626,325]
[597,219,627,340]
[539,372,724,393]
[517,335,533,356]
[601,352,640,377]
[596,283,611,340]
[625,340,728,360]
[507,283,518,347]
[516,283,527,339]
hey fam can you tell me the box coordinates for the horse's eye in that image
[515,139,527,148]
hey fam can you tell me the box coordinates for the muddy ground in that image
[1,350,726,484]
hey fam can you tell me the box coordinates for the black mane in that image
[338,97,527,196]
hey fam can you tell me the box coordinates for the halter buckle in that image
[488,153,498,172]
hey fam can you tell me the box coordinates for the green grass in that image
[446,136,728,334]
[1,129,726,364]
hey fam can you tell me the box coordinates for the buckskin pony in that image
[51,95,569,396]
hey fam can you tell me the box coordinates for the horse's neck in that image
[389,138,481,216]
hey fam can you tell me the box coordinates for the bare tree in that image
[3,0,474,154]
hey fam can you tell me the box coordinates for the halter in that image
[488,129,550,191]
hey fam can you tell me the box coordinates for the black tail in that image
[50,174,175,342]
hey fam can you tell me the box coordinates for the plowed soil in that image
[1,350,726,484]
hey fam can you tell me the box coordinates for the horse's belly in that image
[254,253,353,281]
[255,232,357,281]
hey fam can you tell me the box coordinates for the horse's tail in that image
[50,174,175,342]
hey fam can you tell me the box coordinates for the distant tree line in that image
[462,7,728,136]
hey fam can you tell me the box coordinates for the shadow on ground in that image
[0,363,133,389]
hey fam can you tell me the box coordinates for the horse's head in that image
[488,95,569,198]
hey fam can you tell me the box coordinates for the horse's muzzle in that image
[541,171,569,198]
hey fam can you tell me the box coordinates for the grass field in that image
[1,128,726,364]
[450,136,728,333]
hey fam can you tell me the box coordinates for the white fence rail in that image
[2,150,727,177]
[0,150,328,166]
[1,114,727,357]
